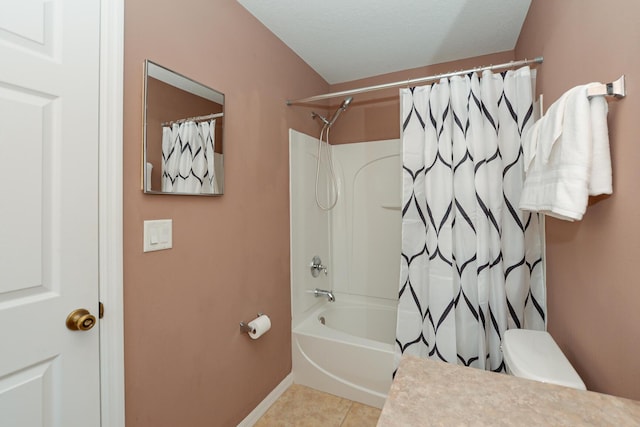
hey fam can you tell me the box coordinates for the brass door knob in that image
[66,308,97,331]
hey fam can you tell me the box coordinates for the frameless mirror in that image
[143,60,224,195]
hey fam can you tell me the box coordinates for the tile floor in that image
[255,384,381,426]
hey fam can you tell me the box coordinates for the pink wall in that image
[516,0,640,400]
[123,1,327,426]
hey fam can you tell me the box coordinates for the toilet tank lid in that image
[502,329,586,390]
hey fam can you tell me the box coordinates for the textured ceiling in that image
[237,0,531,84]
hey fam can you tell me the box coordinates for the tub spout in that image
[313,288,335,302]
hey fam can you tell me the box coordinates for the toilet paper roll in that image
[247,314,271,339]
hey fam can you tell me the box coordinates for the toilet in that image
[501,329,586,390]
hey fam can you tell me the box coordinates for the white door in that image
[0,1,102,426]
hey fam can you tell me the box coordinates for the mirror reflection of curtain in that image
[161,119,219,193]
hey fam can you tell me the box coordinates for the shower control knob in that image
[310,255,328,277]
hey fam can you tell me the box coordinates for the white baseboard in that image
[237,374,294,427]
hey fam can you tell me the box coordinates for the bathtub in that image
[291,297,397,408]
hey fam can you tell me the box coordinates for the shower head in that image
[328,97,353,127]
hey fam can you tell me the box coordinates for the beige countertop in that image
[377,355,640,426]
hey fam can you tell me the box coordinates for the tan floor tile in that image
[255,384,352,427]
[341,402,381,427]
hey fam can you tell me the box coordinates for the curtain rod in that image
[162,112,224,127]
[286,56,543,105]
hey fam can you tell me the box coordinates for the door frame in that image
[98,0,125,426]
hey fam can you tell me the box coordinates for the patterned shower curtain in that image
[162,119,219,194]
[396,66,546,372]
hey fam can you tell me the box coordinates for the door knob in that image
[66,308,97,331]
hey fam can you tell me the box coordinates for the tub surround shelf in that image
[378,355,640,426]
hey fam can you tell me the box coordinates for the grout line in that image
[338,401,354,427]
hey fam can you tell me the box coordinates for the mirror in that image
[143,60,224,195]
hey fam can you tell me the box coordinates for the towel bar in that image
[587,75,626,98]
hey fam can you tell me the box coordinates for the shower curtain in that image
[162,119,219,193]
[396,66,545,372]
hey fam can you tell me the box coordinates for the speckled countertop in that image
[377,355,640,426]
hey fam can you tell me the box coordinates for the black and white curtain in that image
[396,67,546,372]
[162,119,219,194]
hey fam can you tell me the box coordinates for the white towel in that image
[519,84,612,221]
[522,86,578,172]
[588,93,612,195]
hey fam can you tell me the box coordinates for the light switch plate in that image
[143,219,172,252]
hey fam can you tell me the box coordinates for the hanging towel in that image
[519,83,612,221]
[522,86,577,173]
[588,94,612,195]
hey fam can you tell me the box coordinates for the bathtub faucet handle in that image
[310,255,328,277]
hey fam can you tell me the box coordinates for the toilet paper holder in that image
[240,312,264,333]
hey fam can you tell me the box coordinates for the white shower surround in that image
[289,129,401,406]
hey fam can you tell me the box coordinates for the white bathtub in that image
[291,297,397,408]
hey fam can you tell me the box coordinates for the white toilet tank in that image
[502,329,586,390]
